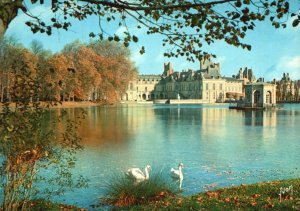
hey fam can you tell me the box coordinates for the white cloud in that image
[155,51,165,63]
[264,55,300,80]
[286,56,300,69]
[131,47,146,68]
[215,56,226,65]
[115,26,127,37]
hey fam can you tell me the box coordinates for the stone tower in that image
[200,55,211,70]
[163,62,174,76]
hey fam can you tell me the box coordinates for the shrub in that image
[102,167,177,207]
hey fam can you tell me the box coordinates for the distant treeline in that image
[0,37,137,104]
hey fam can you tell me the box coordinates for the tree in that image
[0,0,299,61]
[0,60,87,210]
[85,40,137,102]
[0,21,88,211]
[42,54,70,101]
[0,38,36,103]
[60,41,137,102]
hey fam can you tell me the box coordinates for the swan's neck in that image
[179,179,183,190]
[178,166,183,189]
[178,167,183,178]
[144,168,149,179]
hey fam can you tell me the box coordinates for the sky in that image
[5,2,300,81]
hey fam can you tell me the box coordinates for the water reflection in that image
[63,106,136,147]
[48,104,300,209]
[244,110,277,127]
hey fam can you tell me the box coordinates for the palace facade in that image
[122,74,161,101]
[274,73,300,101]
[123,56,258,103]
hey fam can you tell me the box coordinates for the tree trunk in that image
[0,0,24,39]
[0,19,5,39]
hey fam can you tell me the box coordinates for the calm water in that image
[55,103,300,208]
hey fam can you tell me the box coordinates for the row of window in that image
[225,86,242,92]
[130,83,242,92]
[205,92,224,99]
[205,83,223,91]
[163,83,203,92]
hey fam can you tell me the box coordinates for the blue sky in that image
[5,2,300,81]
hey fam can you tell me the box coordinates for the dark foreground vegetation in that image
[9,178,299,210]
[102,178,300,210]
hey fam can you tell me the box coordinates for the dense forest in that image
[0,37,138,104]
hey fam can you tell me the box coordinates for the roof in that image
[138,75,161,80]
[245,82,275,86]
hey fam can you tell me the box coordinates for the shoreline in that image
[0,101,106,109]
[1,100,300,109]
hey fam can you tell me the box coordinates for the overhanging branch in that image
[78,0,236,11]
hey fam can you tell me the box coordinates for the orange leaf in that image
[159,191,165,196]
[177,198,183,205]
[197,197,203,202]
[206,191,219,198]
[252,194,261,199]
[164,201,171,207]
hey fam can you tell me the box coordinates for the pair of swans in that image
[126,163,184,190]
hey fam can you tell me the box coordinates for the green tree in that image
[29,40,53,101]
[0,0,299,61]
[0,58,87,210]
[0,38,34,103]
[0,26,87,211]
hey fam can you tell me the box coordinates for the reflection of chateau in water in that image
[47,104,300,209]
[57,105,280,149]
[244,111,277,127]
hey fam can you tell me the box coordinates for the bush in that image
[102,167,178,207]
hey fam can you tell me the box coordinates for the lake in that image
[54,103,300,209]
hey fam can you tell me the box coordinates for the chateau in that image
[123,56,261,103]
[274,73,300,101]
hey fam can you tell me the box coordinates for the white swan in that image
[171,163,184,190]
[126,165,151,182]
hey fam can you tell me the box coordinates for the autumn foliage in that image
[0,38,137,104]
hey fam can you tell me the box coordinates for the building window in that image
[220,84,222,90]
[145,87,147,92]
[206,83,209,90]
[213,83,215,90]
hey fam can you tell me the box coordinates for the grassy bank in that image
[3,178,299,210]
[129,178,300,210]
